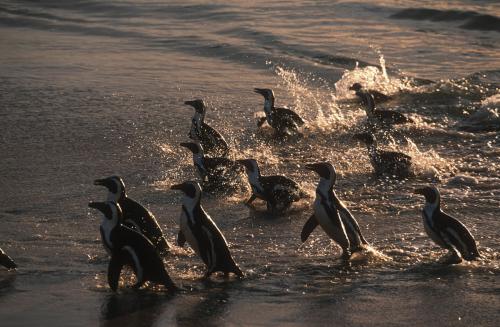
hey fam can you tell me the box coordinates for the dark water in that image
[0,0,499,326]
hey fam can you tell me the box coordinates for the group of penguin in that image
[1,84,481,294]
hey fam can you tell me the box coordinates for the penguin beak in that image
[304,163,320,173]
[254,88,265,96]
[236,159,249,169]
[179,142,192,150]
[93,178,106,186]
[414,188,425,195]
[184,100,195,107]
[170,183,185,191]
[88,201,107,213]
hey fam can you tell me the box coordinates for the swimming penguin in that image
[253,88,305,136]
[0,248,16,270]
[414,186,480,264]
[237,159,305,214]
[185,99,230,158]
[302,162,369,258]
[88,201,177,291]
[349,85,412,126]
[170,181,243,278]
[94,176,170,255]
[180,142,242,190]
[354,132,412,178]
[349,83,392,104]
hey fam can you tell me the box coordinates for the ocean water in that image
[0,0,499,326]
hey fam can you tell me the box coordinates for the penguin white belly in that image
[422,213,447,248]
[314,200,347,244]
[180,211,201,257]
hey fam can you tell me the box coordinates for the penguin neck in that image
[247,168,263,190]
[316,177,334,197]
[107,190,125,203]
[424,197,441,220]
[264,97,274,116]
[193,152,204,166]
[367,143,377,158]
[193,111,205,131]
[182,195,201,213]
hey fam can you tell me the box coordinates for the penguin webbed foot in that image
[440,251,463,265]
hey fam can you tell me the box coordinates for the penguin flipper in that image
[177,230,187,247]
[108,251,127,291]
[301,214,319,242]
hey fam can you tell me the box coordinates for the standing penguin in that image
[94,176,170,255]
[349,84,412,127]
[0,248,17,270]
[301,162,368,254]
[237,159,305,214]
[185,99,230,158]
[354,132,412,179]
[302,162,368,260]
[254,88,305,137]
[180,142,242,190]
[414,186,480,264]
[171,181,243,278]
[88,201,177,291]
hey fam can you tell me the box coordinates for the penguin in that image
[349,84,412,126]
[88,201,177,291]
[349,83,392,104]
[302,162,369,258]
[254,88,305,136]
[237,159,305,214]
[354,132,412,178]
[0,248,16,270]
[170,181,243,278]
[94,176,170,255]
[414,186,480,264]
[185,99,230,158]
[180,142,242,190]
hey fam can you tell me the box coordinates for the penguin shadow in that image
[175,285,231,327]
[402,258,481,279]
[100,290,173,327]
[0,272,17,296]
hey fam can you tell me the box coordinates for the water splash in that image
[273,65,357,131]
[334,51,411,100]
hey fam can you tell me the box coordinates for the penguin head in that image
[180,142,203,155]
[305,162,336,182]
[353,132,375,146]
[349,83,363,92]
[184,99,206,114]
[94,176,126,201]
[236,159,260,175]
[254,88,275,101]
[414,185,440,204]
[88,201,123,223]
[171,181,202,200]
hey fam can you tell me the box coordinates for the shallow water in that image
[0,0,499,326]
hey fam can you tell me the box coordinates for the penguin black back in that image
[94,176,170,255]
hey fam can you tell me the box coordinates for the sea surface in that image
[0,0,499,326]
